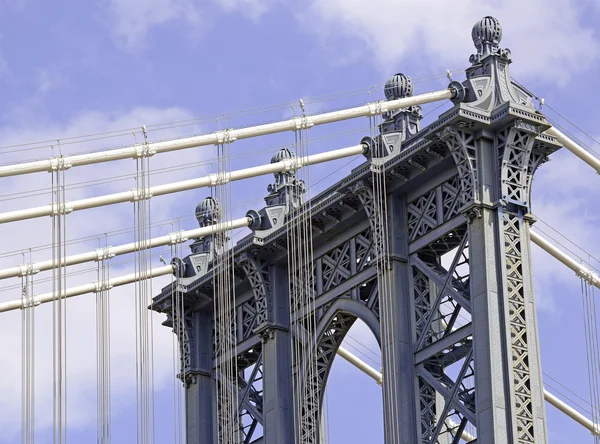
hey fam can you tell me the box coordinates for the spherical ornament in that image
[271,147,296,164]
[472,16,502,48]
[195,196,222,227]
[384,73,413,101]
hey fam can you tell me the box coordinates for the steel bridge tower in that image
[152,16,560,444]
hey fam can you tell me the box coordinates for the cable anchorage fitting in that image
[49,156,72,172]
[51,202,73,216]
[18,262,40,277]
[576,267,599,286]
[134,143,157,159]
[168,230,188,245]
[368,101,388,116]
[281,158,299,172]
[215,129,237,145]
[293,116,314,130]
[131,186,153,201]
[21,296,40,309]
[95,279,113,293]
[207,172,230,187]
[95,246,116,261]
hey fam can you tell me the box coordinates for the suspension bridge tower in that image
[152,15,561,444]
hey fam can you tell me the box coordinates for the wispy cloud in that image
[214,0,274,21]
[104,0,275,50]
[105,0,203,49]
[301,0,599,85]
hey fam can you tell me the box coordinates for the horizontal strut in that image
[0,88,455,179]
[0,217,252,280]
[0,144,366,225]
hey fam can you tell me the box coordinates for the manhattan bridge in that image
[1,15,600,444]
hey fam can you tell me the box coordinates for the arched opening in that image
[323,318,384,443]
[311,296,384,443]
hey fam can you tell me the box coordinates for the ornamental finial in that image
[470,16,510,64]
[384,73,413,101]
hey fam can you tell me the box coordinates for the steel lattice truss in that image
[150,15,565,444]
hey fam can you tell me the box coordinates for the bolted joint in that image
[131,187,153,202]
[19,262,40,277]
[134,143,157,159]
[367,100,389,116]
[94,279,113,293]
[167,230,188,245]
[50,156,72,172]
[51,202,73,216]
[293,116,314,130]
[95,246,116,261]
[21,296,41,309]
[215,129,237,145]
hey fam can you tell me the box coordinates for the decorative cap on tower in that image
[470,16,510,64]
[195,196,222,227]
[384,73,413,101]
[265,147,304,209]
[472,16,502,49]
[269,147,297,189]
[271,147,295,165]
[380,73,422,146]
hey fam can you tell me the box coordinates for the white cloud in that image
[105,0,274,49]
[105,0,202,48]
[301,0,599,85]
[214,0,273,20]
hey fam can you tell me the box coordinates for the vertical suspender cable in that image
[21,250,35,444]
[581,263,600,444]
[213,127,240,443]
[134,128,154,444]
[96,235,112,444]
[369,113,400,443]
[52,150,68,444]
[286,110,318,443]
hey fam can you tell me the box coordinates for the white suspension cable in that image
[0,264,174,313]
[336,346,476,442]
[337,345,600,439]
[530,230,600,289]
[545,390,600,436]
[0,88,454,179]
[0,217,251,280]
[0,144,367,225]
[546,126,600,174]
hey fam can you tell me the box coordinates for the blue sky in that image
[0,0,599,443]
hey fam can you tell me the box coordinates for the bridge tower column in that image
[384,192,421,443]
[182,309,216,444]
[448,126,548,443]
[433,15,555,443]
[237,254,295,444]
[352,182,421,443]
